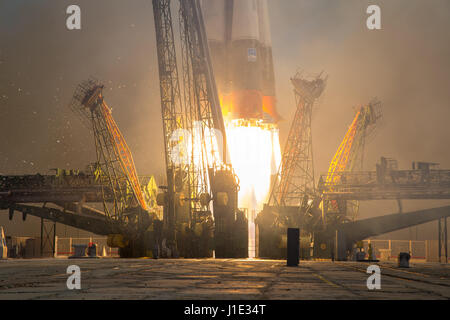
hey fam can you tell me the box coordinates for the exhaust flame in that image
[225,119,282,213]
[177,118,281,215]
[225,119,281,258]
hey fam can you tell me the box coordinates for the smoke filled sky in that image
[1,0,450,221]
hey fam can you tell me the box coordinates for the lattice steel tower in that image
[269,72,327,207]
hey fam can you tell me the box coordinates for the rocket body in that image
[201,0,280,123]
[201,2,282,257]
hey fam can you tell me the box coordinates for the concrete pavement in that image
[0,258,448,300]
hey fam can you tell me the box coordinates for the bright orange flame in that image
[225,119,281,213]
[225,119,281,258]
[181,118,282,216]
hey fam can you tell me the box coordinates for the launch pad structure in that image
[0,0,449,267]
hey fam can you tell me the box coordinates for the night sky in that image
[1,0,450,237]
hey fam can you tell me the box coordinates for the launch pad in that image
[1,0,449,290]
[0,258,448,300]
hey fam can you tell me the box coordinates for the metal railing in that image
[55,237,119,257]
[362,239,449,262]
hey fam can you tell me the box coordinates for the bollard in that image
[287,228,300,267]
[87,243,97,257]
[69,244,87,258]
[0,227,7,259]
[69,244,100,259]
[398,252,411,268]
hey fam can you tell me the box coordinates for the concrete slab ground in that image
[0,258,448,300]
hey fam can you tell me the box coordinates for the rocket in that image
[200,0,281,123]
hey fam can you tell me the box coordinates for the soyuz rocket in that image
[200,0,281,123]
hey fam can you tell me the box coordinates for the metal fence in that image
[55,237,119,257]
[363,239,449,262]
[51,237,449,261]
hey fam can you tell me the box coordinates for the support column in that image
[445,217,448,263]
[287,228,299,266]
[438,218,447,263]
[40,218,56,257]
[40,218,44,257]
[52,222,56,257]
[335,229,348,261]
[334,230,338,262]
[439,219,441,262]
[54,236,58,258]
[389,239,392,260]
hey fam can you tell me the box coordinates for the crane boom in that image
[326,111,360,186]
[69,79,148,221]
[325,100,381,187]
[100,102,147,210]
[322,99,381,220]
